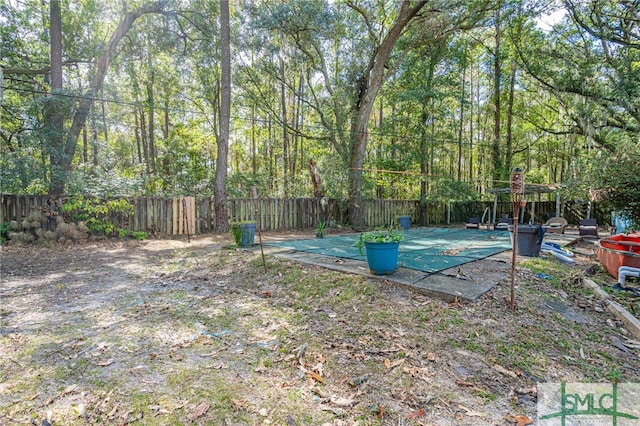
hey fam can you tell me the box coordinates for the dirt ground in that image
[1,232,640,425]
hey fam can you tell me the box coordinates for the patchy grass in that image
[1,235,639,425]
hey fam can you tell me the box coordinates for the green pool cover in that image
[266,227,512,274]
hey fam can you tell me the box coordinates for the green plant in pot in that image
[231,221,256,247]
[315,220,326,238]
[356,229,403,275]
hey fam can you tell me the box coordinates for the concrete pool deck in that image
[262,230,582,302]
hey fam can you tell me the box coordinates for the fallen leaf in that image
[370,404,386,418]
[254,358,268,373]
[493,364,518,378]
[458,404,486,417]
[318,404,346,416]
[309,371,324,383]
[107,403,119,419]
[406,408,425,419]
[187,403,210,420]
[515,386,537,395]
[231,399,246,411]
[511,414,533,426]
[455,379,475,388]
[281,378,298,388]
[329,395,356,407]
[60,384,79,397]
[384,358,404,369]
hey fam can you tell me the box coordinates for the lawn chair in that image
[545,216,568,234]
[494,216,513,231]
[578,218,598,237]
[465,217,480,229]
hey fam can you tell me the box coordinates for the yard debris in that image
[348,374,369,387]
[383,358,405,369]
[511,414,534,425]
[329,395,356,407]
[493,364,519,379]
[2,236,640,425]
[457,404,486,417]
[93,358,114,366]
[186,403,210,420]
[406,408,426,419]
[515,386,537,396]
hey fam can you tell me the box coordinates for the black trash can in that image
[508,225,547,257]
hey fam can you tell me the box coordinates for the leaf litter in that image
[0,234,639,425]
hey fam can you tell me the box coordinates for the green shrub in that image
[61,195,134,236]
[0,222,11,242]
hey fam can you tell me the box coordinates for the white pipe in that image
[618,266,640,286]
[481,207,490,227]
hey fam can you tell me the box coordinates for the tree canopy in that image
[1,0,638,225]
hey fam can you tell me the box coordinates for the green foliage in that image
[117,229,150,240]
[230,222,255,246]
[0,222,11,243]
[66,167,145,198]
[424,178,479,202]
[589,143,640,229]
[61,196,135,236]
[355,229,403,255]
[230,223,243,246]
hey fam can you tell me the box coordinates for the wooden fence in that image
[0,193,611,236]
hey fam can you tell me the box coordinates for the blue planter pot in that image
[398,216,411,230]
[240,222,256,247]
[365,241,399,275]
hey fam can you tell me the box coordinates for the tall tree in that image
[40,1,169,194]
[215,0,231,232]
[46,0,65,194]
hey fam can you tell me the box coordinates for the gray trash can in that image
[509,225,547,257]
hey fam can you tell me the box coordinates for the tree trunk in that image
[47,0,65,195]
[347,1,427,227]
[101,87,108,145]
[47,1,169,194]
[505,59,516,172]
[279,51,290,196]
[82,125,88,164]
[468,63,474,182]
[214,0,231,232]
[163,97,170,139]
[146,76,156,173]
[309,159,324,199]
[251,103,257,176]
[134,109,142,165]
[139,106,149,174]
[457,57,466,181]
[491,5,503,182]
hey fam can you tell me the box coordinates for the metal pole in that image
[511,201,519,311]
[251,186,267,273]
[509,168,524,311]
